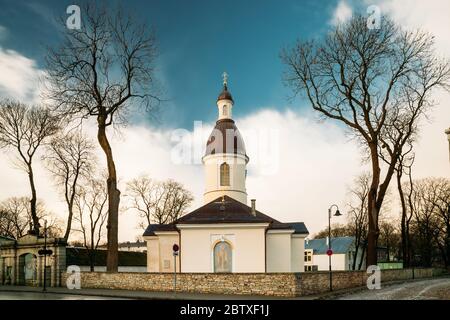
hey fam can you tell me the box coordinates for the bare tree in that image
[409,178,446,267]
[43,131,96,241]
[0,100,60,234]
[126,175,193,228]
[0,197,62,239]
[281,15,450,265]
[0,197,30,238]
[410,178,450,267]
[73,177,108,271]
[378,219,400,262]
[433,179,450,267]
[395,149,415,267]
[0,209,13,238]
[313,223,351,239]
[347,173,370,270]
[45,4,160,271]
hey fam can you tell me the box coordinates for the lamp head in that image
[334,209,342,217]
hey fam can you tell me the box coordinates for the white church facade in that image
[143,75,309,273]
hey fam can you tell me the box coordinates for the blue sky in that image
[1,0,449,240]
[0,0,350,128]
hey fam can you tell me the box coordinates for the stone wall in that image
[62,272,301,297]
[61,268,441,297]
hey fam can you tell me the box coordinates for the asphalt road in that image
[0,291,127,300]
[1,278,449,300]
[337,277,450,300]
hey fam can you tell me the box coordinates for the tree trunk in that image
[27,164,40,234]
[63,174,79,241]
[90,231,96,272]
[352,244,359,270]
[367,145,380,267]
[406,222,411,267]
[89,251,95,272]
[64,206,74,242]
[405,170,414,268]
[446,223,450,267]
[97,116,120,273]
[397,169,410,267]
[358,242,367,270]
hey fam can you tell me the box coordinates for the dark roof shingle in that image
[143,224,178,236]
[176,196,274,224]
[305,236,354,254]
[286,222,309,235]
[142,196,309,236]
[205,119,247,157]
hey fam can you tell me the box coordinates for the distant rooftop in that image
[305,236,355,254]
[118,241,146,248]
[97,240,146,249]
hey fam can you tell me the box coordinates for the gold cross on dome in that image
[222,72,228,86]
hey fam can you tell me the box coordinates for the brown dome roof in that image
[217,85,234,102]
[205,119,246,157]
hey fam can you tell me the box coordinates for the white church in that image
[143,75,309,273]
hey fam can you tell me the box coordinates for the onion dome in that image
[205,119,246,157]
[217,84,234,102]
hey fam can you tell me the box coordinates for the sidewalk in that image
[0,285,289,300]
[1,276,448,300]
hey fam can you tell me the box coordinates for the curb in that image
[1,275,449,300]
[309,275,450,300]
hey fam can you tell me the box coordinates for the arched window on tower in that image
[222,105,228,116]
[220,162,230,186]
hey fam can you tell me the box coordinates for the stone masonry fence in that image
[61,268,446,298]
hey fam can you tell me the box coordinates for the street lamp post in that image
[328,204,342,292]
[43,220,47,292]
[445,128,450,162]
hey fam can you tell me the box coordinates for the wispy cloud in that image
[0,46,45,103]
[330,0,353,25]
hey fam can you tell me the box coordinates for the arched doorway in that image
[18,253,37,286]
[213,241,232,273]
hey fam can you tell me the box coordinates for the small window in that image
[220,162,230,186]
[223,105,228,116]
[304,251,312,262]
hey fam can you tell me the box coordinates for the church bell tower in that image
[202,73,249,204]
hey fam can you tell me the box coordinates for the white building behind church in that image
[143,75,309,273]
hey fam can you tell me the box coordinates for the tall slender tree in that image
[282,15,450,265]
[0,197,62,239]
[45,4,160,271]
[0,100,59,234]
[73,177,108,272]
[126,175,193,229]
[43,131,96,241]
[347,173,370,270]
